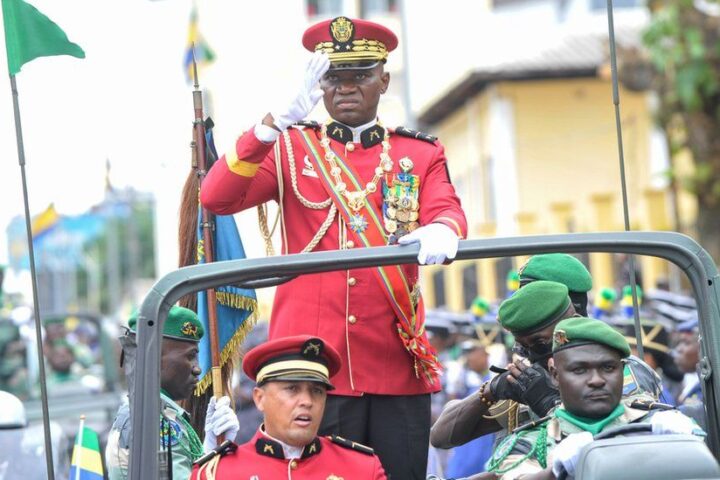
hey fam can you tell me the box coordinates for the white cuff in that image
[254,123,281,144]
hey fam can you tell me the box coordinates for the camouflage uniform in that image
[105,392,202,480]
[488,398,652,479]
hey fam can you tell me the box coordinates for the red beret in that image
[302,16,398,66]
[243,335,342,389]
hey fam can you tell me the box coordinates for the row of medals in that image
[385,192,420,244]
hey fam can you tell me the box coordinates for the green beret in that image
[128,306,204,343]
[552,317,630,357]
[518,254,592,293]
[498,280,571,335]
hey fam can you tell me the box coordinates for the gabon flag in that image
[69,416,104,480]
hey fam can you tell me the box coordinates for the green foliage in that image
[643,1,720,111]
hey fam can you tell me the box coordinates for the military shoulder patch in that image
[327,435,374,455]
[293,120,320,129]
[392,126,437,144]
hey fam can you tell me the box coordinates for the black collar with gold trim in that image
[254,436,322,460]
[326,121,385,148]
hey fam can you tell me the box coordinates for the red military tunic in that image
[200,121,468,396]
[191,430,387,480]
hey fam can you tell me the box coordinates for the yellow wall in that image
[421,76,692,310]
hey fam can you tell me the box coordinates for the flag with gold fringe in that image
[194,125,257,396]
[69,416,103,480]
[183,4,215,84]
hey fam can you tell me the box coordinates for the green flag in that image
[2,0,85,75]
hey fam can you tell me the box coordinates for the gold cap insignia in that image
[554,329,569,346]
[181,321,198,339]
[330,17,354,43]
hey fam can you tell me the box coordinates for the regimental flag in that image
[184,5,215,84]
[31,203,59,240]
[69,418,103,480]
[1,0,85,75]
[194,124,257,396]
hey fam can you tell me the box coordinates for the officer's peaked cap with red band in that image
[302,16,398,68]
[243,335,342,390]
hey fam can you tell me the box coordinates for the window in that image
[433,270,447,308]
[306,0,343,17]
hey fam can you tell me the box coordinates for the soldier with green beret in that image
[105,306,239,480]
[431,281,575,449]
[488,317,704,480]
[431,280,665,453]
[518,253,593,315]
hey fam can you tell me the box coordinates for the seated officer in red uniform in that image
[200,16,468,479]
[191,335,387,480]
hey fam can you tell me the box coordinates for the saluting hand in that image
[203,396,240,453]
[270,51,330,132]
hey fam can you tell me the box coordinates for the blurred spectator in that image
[621,284,644,319]
[591,287,617,320]
[443,340,497,478]
[0,321,28,399]
[617,318,684,405]
[674,318,705,429]
[505,270,519,298]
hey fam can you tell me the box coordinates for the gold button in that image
[290,460,298,469]
[348,277,357,286]
[346,240,355,249]
[346,142,355,152]
[348,315,357,324]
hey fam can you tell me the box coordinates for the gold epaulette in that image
[392,126,437,144]
[327,435,375,455]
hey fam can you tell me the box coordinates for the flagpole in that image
[74,415,85,480]
[9,73,56,480]
[191,47,223,399]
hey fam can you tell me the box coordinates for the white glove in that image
[398,223,459,265]
[551,431,594,479]
[270,51,330,131]
[203,396,240,453]
[651,410,705,436]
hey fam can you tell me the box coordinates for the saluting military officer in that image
[192,335,387,480]
[487,317,704,480]
[200,15,467,479]
[105,306,239,480]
